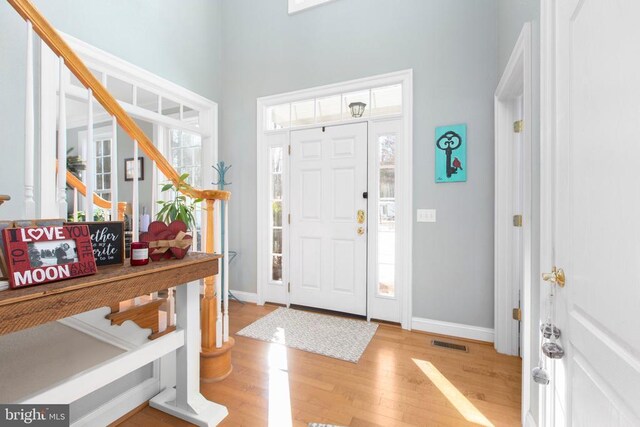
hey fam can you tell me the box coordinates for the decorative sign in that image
[66,221,125,266]
[435,124,467,183]
[2,225,97,289]
[0,219,64,280]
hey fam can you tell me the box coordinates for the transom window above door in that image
[265,84,402,130]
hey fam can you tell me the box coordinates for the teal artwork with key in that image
[435,124,467,183]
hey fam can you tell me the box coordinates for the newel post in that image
[201,199,217,351]
[200,195,234,383]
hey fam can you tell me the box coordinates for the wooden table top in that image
[0,252,221,336]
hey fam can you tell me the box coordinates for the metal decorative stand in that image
[213,161,242,304]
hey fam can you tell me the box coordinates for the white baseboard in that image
[412,317,494,343]
[230,290,258,303]
[72,378,160,427]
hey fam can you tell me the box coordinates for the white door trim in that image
[256,69,413,329]
[494,23,533,426]
[539,2,556,425]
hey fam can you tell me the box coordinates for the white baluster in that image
[73,188,78,222]
[24,21,35,218]
[110,117,119,220]
[56,58,68,219]
[132,140,139,241]
[216,210,223,348]
[223,200,230,342]
[86,89,95,222]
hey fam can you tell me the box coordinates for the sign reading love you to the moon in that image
[2,225,97,289]
[66,222,125,266]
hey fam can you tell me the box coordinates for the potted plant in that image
[155,173,202,231]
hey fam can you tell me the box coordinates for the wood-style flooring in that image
[118,302,521,427]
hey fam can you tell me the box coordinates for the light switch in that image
[417,209,436,223]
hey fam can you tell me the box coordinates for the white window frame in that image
[256,69,413,329]
[288,0,337,14]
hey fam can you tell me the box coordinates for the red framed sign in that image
[2,225,97,289]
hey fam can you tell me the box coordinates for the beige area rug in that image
[236,307,377,363]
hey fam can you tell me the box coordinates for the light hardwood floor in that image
[118,302,521,427]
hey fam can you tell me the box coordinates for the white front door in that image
[290,123,368,315]
[543,0,640,424]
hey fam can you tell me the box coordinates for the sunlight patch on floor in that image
[268,328,292,427]
[413,358,495,427]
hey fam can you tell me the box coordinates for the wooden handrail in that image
[8,0,230,203]
[0,195,10,206]
[66,171,126,220]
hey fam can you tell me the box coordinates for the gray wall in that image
[0,0,222,221]
[498,0,539,74]
[220,0,499,328]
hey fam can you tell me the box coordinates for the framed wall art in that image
[435,123,467,183]
[124,157,144,181]
[65,221,125,266]
[2,224,97,289]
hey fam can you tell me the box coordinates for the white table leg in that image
[150,280,228,426]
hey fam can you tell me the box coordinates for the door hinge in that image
[513,120,524,133]
[288,145,291,155]
[288,282,291,293]
[512,308,522,321]
[288,213,291,224]
[513,214,523,227]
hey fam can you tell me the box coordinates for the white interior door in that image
[543,1,640,424]
[512,96,524,358]
[290,123,368,315]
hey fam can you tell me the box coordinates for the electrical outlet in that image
[417,209,436,223]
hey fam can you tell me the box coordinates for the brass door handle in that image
[542,267,565,287]
[357,210,365,224]
[357,227,365,235]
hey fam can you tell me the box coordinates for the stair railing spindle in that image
[56,57,68,219]
[24,20,36,218]
[86,88,95,222]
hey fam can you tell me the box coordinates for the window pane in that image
[104,157,111,173]
[343,90,370,119]
[183,106,200,127]
[96,140,103,157]
[316,95,342,122]
[162,98,181,119]
[272,255,282,282]
[380,169,395,199]
[371,84,402,116]
[379,201,396,231]
[272,201,282,227]
[107,76,134,104]
[379,135,396,166]
[271,147,283,173]
[378,133,396,297]
[103,140,111,156]
[103,173,111,190]
[291,99,315,126]
[272,228,282,254]
[96,174,103,191]
[96,158,103,174]
[137,87,159,113]
[272,174,282,200]
[266,104,290,130]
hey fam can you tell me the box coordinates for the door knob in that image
[357,227,365,235]
[542,267,565,287]
[357,210,365,224]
